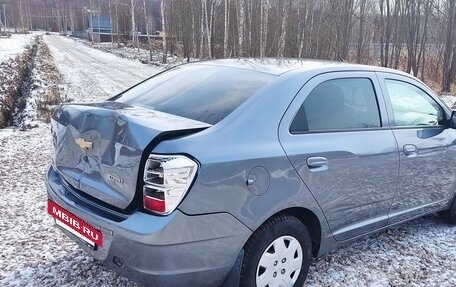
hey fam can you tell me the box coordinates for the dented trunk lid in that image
[51,101,210,210]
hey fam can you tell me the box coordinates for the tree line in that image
[2,0,456,93]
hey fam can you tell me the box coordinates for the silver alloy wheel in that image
[255,235,303,287]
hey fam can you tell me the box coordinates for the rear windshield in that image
[114,65,275,124]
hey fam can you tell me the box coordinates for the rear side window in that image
[291,78,381,132]
[114,65,275,125]
[385,79,445,127]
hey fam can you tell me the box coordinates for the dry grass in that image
[0,47,35,128]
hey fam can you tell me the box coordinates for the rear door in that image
[376,72,456,224]
[279,71,398,241]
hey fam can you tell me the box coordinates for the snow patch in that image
[0,34,35,64]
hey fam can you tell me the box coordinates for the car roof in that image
[192,58,411,77]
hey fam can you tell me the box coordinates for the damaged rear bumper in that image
[45,166,251,287]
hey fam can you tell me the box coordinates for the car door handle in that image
[403,144,418,157]
[306,156,328,172]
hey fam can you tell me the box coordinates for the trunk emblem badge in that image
[107,174,125,185]
[75,137,93,150]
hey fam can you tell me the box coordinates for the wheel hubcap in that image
[255,235,303,287]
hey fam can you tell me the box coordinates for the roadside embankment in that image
[0,36,66,129]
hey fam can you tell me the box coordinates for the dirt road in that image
[44,35,159,102]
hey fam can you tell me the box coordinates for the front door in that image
[279,72,399,241]
[377,73,456,224]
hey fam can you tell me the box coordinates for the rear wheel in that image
[239,215,312,287]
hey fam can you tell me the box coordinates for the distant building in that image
[87,15,112,42]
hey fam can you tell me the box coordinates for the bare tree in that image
[143,0,152,60]
[191,1,198,57]
[109,0,114,48]
[114,0,120,47]
[442,0,456,92]
[54,0,61,32]
[161,0,167,63]
[130,0,137,49]
[260,0,269,58]
[404,0,421,75]
[7,0,456,94]
[223,0,230,58]
[277,0,290,58]
[237,0,245,57]
[339,0,354,60]
[199,0,205,58]
[298,0,308,58]
[356,0,367,63]
[204,0,212,58]
[97,0,101,41]
[18,0,25,32]
[417,0,431,80]
[26,0,32,31]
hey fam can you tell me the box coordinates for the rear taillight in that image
[143,154,198,215]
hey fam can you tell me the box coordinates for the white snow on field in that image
[0,35,455,287]
[0,34,34,64]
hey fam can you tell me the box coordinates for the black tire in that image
[239,215,312,287]
[442,197,456,225]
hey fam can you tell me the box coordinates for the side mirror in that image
[450,111,456,129]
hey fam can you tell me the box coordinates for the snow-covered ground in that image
[0,35,455,287]
[0,34,35,64]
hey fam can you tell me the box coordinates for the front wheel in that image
[239,215,312,287]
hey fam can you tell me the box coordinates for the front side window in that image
[291,78,381,132]
[385,80,445,127]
